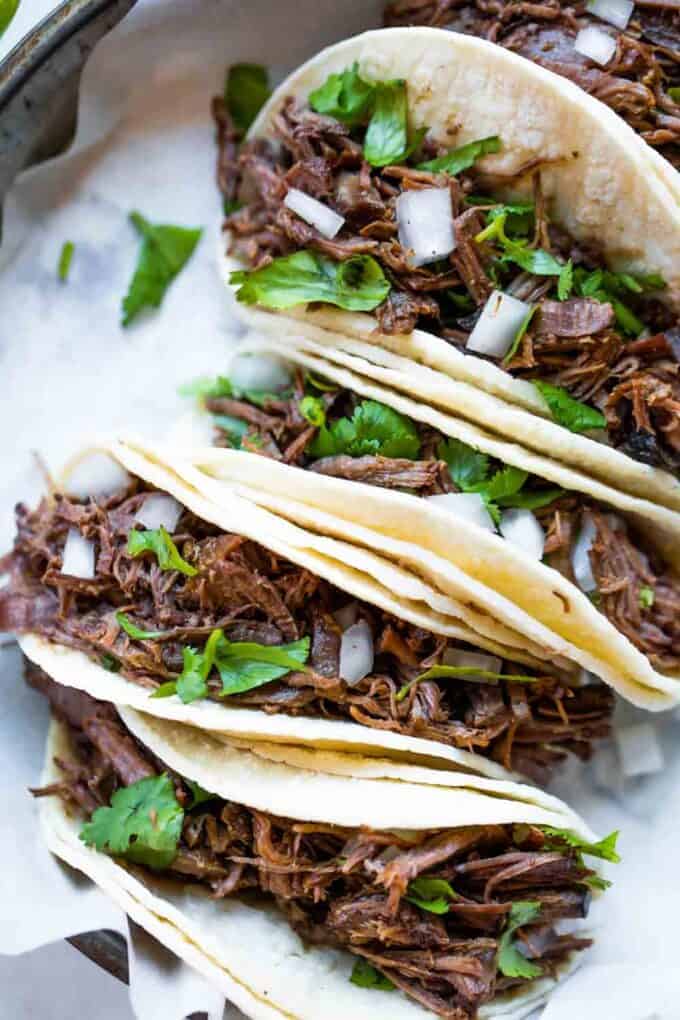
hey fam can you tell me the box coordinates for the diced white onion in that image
[615,722,664,778]
[284,188,345,239]
[442,649,503,677]
[64,453,130,500]
[229,353,292,393]
[466,291,532,359]
[571,515,598,593]
[61,528,95,579]
[499,508,545,561]
[586,0,633,30]
[339,620,374,686]
[427,492,496,532]
[333,602,358,631]
[396,187,456,268]
[134,493,183,532]
[574,25,617,66]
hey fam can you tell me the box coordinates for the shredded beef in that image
[34,673,596,1020]
[2,481,614,783]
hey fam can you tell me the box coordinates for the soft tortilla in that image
[40,714,594,1019]
[220,27,680,512]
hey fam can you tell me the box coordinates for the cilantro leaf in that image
[497,901,543,979]
[299,395,327,427]
[216,636,310,697]
[541,827,621,864]
[573,267,661,337]
[639,586,655,610]
[127,525,197,577]
[225,64,270,134]
[417,136,501,175]
[503,305,537,365]
[179,373,290,409]
[499,486,564,511]
[213,415,250,448]
[58,241,75,282]
[363,80,412,167]
[310,400,420,460]
[80,774,183,870]
[396,664,539,702]
[116,611,169,641]
[500,241,567,277]
[100,653,120,673]
[534,381,606,434]
[670,87,680,103]
[186,780,217,810]
[309,63,374,125]
[175,629,223,703]
[438,438,489,491]
[475,465,528,504]
[231,251,390,312]
[0,0,19,36]
[557,258,574,301]
[406,877,458,914]
[350,959,395,991]
[122,212,202,326]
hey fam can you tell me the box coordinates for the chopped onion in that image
[466,291,532,359]
[339,620,374,686]
[574,25,617,66]
[134,494,183,532]
[571,515,598,593]
[64,453,130,500]
[442,649,503,677]
[61,528,95,579]
[229,353,292,393]
[333,602,358,631]
[284,188,345,239]
[586,0,633,30]
[615,722,664,778]
[396,187,456,268]
[427,492,496,532]
[499,508,545,561]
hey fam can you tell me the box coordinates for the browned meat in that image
[310,454,446,490]
[537,299,615,338]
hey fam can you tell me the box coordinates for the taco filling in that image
[0,477,613,783]
[31,666,617,1020]
[215,64,680,474]
[384,1,680,168]
[188,364,680,673]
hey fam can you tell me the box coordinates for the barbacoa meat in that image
[384,1,680,168]
[1,479,615,784]
[34,671,596,1020]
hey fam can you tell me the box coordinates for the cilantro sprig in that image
[225,64,270,134]
[350,959,395,991]
[497,901,543,979]
[122,212,202,326]
[0,0,20,37]
[396,663,539,702]
[533,381,606,434]
[406,877,458,914]
[417,136,501,175]
[116,611,169,641]
[310,400,420,460]
[127,525,197,577]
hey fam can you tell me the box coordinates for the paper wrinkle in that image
[1,0,679,1016]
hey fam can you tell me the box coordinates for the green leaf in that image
[406,877,458,914]
[499,486,564,511]
[0,0,19,36]
[475,465,528,504]
[216,636,310,697]
[150,681,178,699]
[503,305,537,365]
[116,612,169,641]
[127,525,197,577]
[497,901,543,980]
[610,297,644,338]
[500,241,566,277]
[231,251,390,312]
[176,629,224,704]
[122,212,202,326]
[670,87,680,103]
[299,395,326,427]
[350,959,395,991]
[557,259,574,301]
[100,653,120,673]
[396,664,539,702]
[58,241,75,282]
[573,268,659,337]
[213,415,251,449]
[309,63,375,125]
[305,371,338,393]
[417,135,501,175]
[363,80,410,167]
[310,400,420,460]
[639,586,655,610]
[225,64,270,134]
[533,381,606,434]
[186,780,217,810]
[541,827,621,864]
[80,774,183,870]
[486,202,534,238]
[438,438,489,491]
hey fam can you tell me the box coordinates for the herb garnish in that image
[497,902,543,979]
[58,241,75,282]
[406,877,458,914]
[310,400,420,460]
[225,64,270,133]
[417,136,501,175]
[350,959,395,991]
[127,526,197,577]
[122,212,202,326]
[396,663,540,702]
[533,381,606,434]
[116,612,169,641]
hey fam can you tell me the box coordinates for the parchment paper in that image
[1,0,680,1016]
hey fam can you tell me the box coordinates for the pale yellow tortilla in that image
[220,27,680,513]
[40,715,595,1019]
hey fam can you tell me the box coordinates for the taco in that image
[383,2,680,173]
[1,439,617,785]
[215,28,680,512]
[32,665,619,1020]
[172,339,680,709]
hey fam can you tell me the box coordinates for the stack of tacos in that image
[6,22,679,1019]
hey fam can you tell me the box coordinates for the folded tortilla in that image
[219,27,680,513]
[40,702,604,1020]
